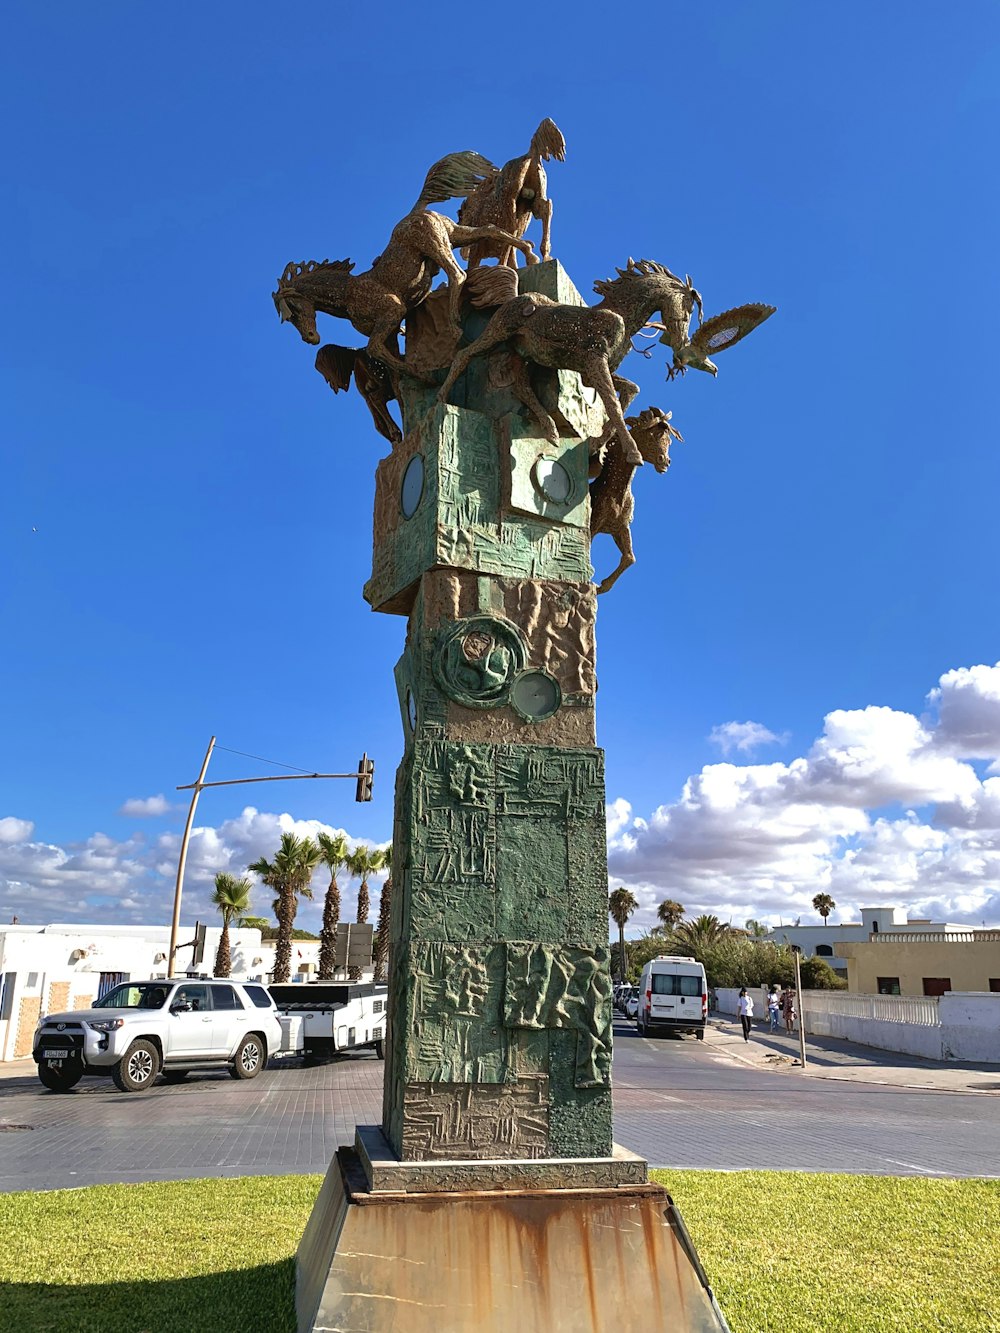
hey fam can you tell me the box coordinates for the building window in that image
[871,921,879,934]
[922,978,952,997]
[989,980,1000,993]
[877,977,901,995]
[815,944,834,957]
[97,972,128,1000]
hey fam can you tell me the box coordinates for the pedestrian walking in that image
[737,987,754,1041]
[782,984,796,1034]
[767,985,781,1032]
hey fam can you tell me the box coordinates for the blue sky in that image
[3,4,999,934]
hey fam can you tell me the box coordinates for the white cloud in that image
[0,817,34,844]
[5,659,1000,937]
[928,661,1000,758]
[119,794,171,817]
[609,660,1000,932]
[0,806,388,930]
[709,721,786,756]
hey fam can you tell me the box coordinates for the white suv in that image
[32,978,283,1093]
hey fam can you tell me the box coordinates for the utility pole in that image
[792,945,808,1070]
[167,739,375,977]
[168,736,216,977]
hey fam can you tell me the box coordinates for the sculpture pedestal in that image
[297,1130,729,1332]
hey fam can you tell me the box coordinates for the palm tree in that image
[656,899,685,932]
[812,893,835,925]
[248,832,321,983]
[211,873,253,978]
[744,918,769,939]
[671,914,731,950]
[608,886,638,986]
[315,831,349,980]
[373,843,393,982]
[347,844,386,979]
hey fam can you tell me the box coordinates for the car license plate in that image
[43,1050,67,1060]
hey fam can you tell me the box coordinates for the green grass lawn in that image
[0,1170,997,1332]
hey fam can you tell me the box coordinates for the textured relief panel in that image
[546,1029,614,1159]
[420,570,597,702]
[401,942,510,1084]
[504,943,613,1090]
[495,747,604,820]
[495,814,569,943]
[401,1077,549,1160]
[445,702,595,749]
[567,813,612,941]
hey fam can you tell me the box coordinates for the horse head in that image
[626,406,682,473]
[273,259,354,346]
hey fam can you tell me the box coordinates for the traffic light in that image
[355,753,375,803]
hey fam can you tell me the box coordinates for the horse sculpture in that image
[590,407,682,594]
[273,150,537,374]
[436,259,775,464]
[437,259,703,464]
[314,344,401,445]
[458,118,566,268]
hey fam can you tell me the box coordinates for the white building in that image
[0,922,326,1062]
[766,906,972,976]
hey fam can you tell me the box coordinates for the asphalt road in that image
[1,1019,997,1191]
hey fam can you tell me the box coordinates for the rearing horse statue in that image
[436,259,775,464]
[273,151,537,373]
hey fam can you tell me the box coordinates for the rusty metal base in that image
[297,1146,730,1332]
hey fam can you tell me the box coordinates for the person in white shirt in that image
[737,987,754,1041]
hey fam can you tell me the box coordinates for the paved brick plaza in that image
[2,1021,998,1191]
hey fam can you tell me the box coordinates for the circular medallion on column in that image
[510,669,562,722]
[400,453,424,519]
[531,454,578,510]
[432,616,527,709]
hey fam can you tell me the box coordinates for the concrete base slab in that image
[355,1124,649,1193]
[297,1147,730,1332]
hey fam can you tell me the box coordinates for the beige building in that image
[837,929,1000,996]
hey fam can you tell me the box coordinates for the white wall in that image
[940,993,1000,1062]
[712,987,1000,1063]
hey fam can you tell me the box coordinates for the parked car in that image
[623,987,640,1019]
[635,956,708,1039]
[32,977,283,1093]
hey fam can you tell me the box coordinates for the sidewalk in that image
[706,1014,1000,1094]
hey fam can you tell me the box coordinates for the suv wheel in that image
[230,1034,265,1080]
[38,1061,83,1092]
[113,1040,160,1093]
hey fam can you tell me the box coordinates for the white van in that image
[636,956,708,1040]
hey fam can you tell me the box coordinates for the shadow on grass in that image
[1,1259,295,1333]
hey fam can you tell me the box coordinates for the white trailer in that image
[268,982,387,1061]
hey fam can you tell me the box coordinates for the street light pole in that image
[168,735,216,977]
[167,742,374,977]
[792,945,808,1070]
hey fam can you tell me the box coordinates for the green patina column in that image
[364,261,619,1166]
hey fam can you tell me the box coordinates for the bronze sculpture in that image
[313,344,401,445]
[436,258,707,465]
[273,151,537,372]
[590,406,682,594]
[274,129,776,598]
[458,118,566,268]
[277,121,772,1333]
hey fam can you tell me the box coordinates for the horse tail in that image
[529,119,566,164]
[412,151,497,211]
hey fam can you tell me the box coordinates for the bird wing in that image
[689,303,776,356]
